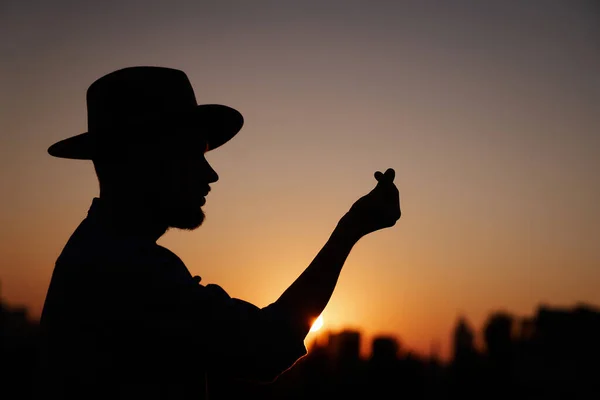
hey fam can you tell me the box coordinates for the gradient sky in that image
[1,0,599,360]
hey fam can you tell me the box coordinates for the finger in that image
[384,168,395,182]
[374,171,383,181]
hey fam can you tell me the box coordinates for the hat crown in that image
[86,67,198,132]
[47,66,244,160]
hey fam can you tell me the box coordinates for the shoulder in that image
[53,221,188,289]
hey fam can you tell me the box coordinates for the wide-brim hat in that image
[48,66,244,159]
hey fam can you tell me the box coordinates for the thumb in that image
[384,168,395,182]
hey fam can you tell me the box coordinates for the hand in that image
[342,168,401,238]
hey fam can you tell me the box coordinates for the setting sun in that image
[310,315,324,332]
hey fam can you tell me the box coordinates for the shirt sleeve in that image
[197,283,308,383]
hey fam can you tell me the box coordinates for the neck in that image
[94,194,168,242]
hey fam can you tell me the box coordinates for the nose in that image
[204,159,219,184]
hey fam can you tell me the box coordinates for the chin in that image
[167,207,205,230]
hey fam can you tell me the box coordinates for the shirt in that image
[37,198,307,399]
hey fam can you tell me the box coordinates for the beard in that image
[164,203,205,230]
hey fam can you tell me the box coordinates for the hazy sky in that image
[1,0,599,360]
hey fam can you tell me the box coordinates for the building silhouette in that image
[327,330,361,368]
[371,336,399,363]
[0,289,40,400]
[512,304,600,398]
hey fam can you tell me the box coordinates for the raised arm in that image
[274,168,401,336]
[202,169,401,383]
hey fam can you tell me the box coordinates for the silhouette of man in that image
[38,67,401,399]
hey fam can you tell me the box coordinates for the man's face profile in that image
[94,139,219,231]
[158,154,219,230]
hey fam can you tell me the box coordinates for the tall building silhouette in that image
[0,292,40,399]
[327,330,361,365]
[452,316,476,364]
[371,336,399,363]
[516,304,600,393]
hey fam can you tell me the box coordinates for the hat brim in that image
[47,104,243,160]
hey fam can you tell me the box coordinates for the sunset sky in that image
[2,1,599,360]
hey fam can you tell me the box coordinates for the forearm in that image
[274,214,363,336]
